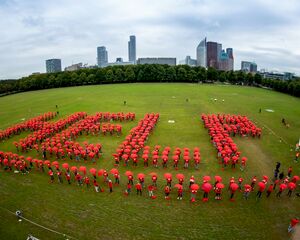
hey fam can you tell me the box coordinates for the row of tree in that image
[0,64,299,97]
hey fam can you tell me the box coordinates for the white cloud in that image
[0,0,300,79]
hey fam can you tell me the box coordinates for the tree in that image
[177,67,187,82]
[245,73,254,85]
[219,71,227,82]
[124,66,136,82]
[187,69,197,82]
[227,71,237,84]
[105,69,115,83]
[207,67,218,82]
[115,68,124,82]
[165,67,177,82]
[254,73,262,85]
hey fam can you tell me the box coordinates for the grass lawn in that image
[0,83,299,240]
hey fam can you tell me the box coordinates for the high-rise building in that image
[241,61,257,73]
[217,43,222,61]
[206,41,218,69]
[196,37,207,67]
[128,35,136,63]
[226,48,234,71]
[46,59,62,73]
[97,46,108,67]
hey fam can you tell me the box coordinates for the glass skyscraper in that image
[128,35,136,63]
[46,59,62,73]
[196,37,207,68]
[97,46,108,67]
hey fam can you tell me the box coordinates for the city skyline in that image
[1,0,300,79]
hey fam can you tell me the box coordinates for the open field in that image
[0,83,299,240]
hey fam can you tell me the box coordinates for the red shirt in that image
[136,183,142,190]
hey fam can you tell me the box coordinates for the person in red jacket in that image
[166,177,172,188]
[57,170,63,184]
[125,183,132,195]
[84,176,90,188]
[256,183,266,200]
[152,175,157,187]
[288,218,299,234]
[148,185,154,198]
[128,174,134,185]
[266,184,274,197]
[48,169,54,183]
[75,174,82,186]
[164,185,171,199]
[136,182,142,196]
[65,171,71,184]
[250,176,257,190]
[215,187,222,200]
[114,172,120,185]
[93,179,99,192]
[108,179,113,193]
[177,187,183,200]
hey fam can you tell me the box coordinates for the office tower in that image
[217,43,222,61]
[226,48,234,71]
[97,46,108,67]
[206,41,218,68]
[128,35,136,63]
[241,61,257,73]
[196,37,207,67]
[46,59,62,73]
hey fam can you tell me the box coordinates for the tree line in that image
[0,64,299,97]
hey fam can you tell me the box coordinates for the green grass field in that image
[0,83,299,240]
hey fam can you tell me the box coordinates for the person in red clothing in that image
[148,185,154,198]
[166,177,172,188]
[152,175,157,187]
[114,172,120,185]
[75,174,82,186]
[214,187,222,200]
[93,179,99,192]
[108,180,113,193]
[136,182,142,196]
[243,185,251,200]
[57,170,63,184]
[125,183,132,195]
[48,169,54,183]
[250,176,257,190]
[256,182,266,200]
[128,174,134,185]
[189,176,195,187]
[177,187,183,200]
[164,185,171,199]
[178,178,184,185]
[84,176,90,188]
[288,218,299,234]
[238,177,243,190]
[65,171,71,184]
[266,184,274,197]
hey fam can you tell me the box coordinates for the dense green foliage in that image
[1,64,300,97]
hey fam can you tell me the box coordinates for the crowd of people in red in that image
[201,114,261,170]
[15,112,87,152]
[14,112,135,163]
[112,113,160,166]
[0,112,56,140]
[1,153,299,202]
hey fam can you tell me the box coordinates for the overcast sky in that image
[1,0,300,79]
